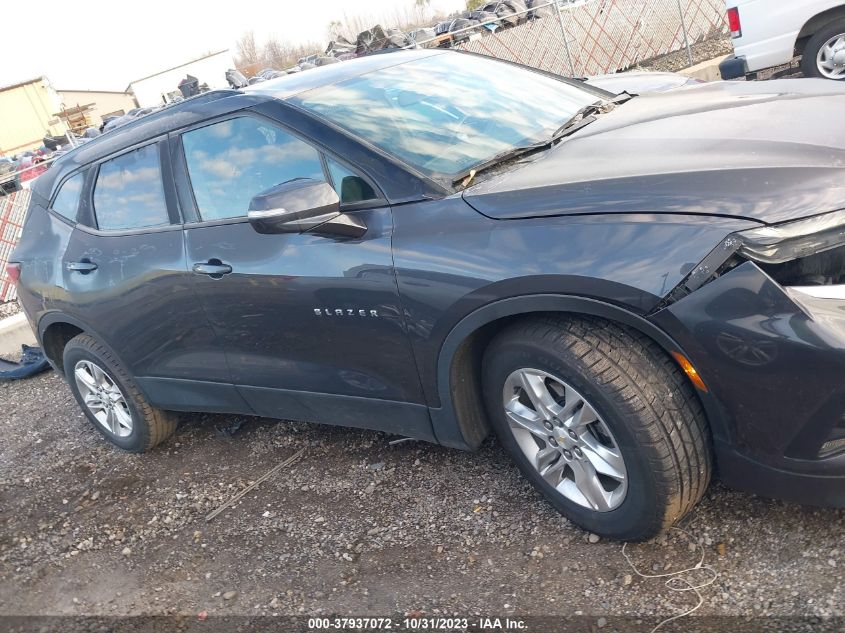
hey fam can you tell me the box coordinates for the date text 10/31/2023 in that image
[308,617,527,630]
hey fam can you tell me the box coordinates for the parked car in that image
[102,107,158,133]
[9,152,42,184]
[257,68,286,80]
[298,53,320,66]
[720,0,845,80]
[0,157,22,195]
[10,51,845,540]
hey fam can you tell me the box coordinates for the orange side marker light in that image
[670,351,708,393]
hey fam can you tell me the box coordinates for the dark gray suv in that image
[10,50,845,540]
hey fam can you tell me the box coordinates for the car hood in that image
[464,79,845,225]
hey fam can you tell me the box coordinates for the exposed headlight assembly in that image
[734,209,845,265]
[656,209,845,310]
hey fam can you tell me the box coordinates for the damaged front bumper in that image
[651,261,845,506]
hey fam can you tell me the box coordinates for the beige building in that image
[58,90,138,127]
[0,77,68,155]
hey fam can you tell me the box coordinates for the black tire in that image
[800,19,845,80]
[482,315,712,541]
[63,334,177,452]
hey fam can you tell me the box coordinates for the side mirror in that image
[248,178,341,234]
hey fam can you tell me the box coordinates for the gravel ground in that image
[1,370,843,630]
[0,300,21,320]
[636,34,803,80]
[638,35,734,73]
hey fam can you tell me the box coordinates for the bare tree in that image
[260,35,322,69]
[263,36,288,67]
[414,0,432,22]
[236,31,260,66]
[327,19,344,40]
[234,0,454,73]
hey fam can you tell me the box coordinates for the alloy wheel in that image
[73,360,133,437]
[502,368,627,511]
[817,33,845,79]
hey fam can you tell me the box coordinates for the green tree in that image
[466,0,485,9]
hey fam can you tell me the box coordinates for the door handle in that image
[192,260,233,277]
[67,261,98,273]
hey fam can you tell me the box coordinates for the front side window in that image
[93,144,169,231]
[182,117,325,221]
[291,53,599,181]
[51,172,85,221]
[326,157,378,205]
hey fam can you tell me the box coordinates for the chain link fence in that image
[0,188,30,302]
[450,0,727,77]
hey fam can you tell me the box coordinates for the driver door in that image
[175,113,432,439]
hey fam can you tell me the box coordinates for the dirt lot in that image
[638,34,804,80]
[1,368,843,631]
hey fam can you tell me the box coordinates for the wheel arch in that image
[795,6,845,54]
[38,313,131,383]
[430,294,728,451]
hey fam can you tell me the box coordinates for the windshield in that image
[290,53,601,181]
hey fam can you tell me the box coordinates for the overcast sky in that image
[2,0,464,92]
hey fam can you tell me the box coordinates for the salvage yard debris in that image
[205,446,307,522]
[622,528,719,632]
[0,345,50,381]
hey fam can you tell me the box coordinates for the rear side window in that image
[182,116,324,221]
[51,172,85,221]
[93,144,169,231]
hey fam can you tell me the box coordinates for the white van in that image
[719,0,845,80]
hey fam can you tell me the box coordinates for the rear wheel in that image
[63,334,177,452]
[482,316,712,541]
[801,20,845,80]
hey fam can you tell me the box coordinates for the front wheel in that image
[482,316,712,541]
[801,20,845,80]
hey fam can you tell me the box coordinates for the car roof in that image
[35,90,264,198]
[38,50,449,197]
[39,50,472,201]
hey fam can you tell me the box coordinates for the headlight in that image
[662,209,845,307]
[736,209,845,265]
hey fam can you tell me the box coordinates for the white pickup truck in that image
[719,0,845,80]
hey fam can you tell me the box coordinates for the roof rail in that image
[51,89,243,165]
[162,88,241,110]
[107,89,241,135]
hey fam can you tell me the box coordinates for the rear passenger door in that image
[59,139,233,409]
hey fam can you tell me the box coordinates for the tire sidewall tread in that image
[801,19,845,79]
[482,316,712,541]
[62,334,176,452]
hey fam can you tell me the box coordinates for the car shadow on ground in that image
[173,409,844,538]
